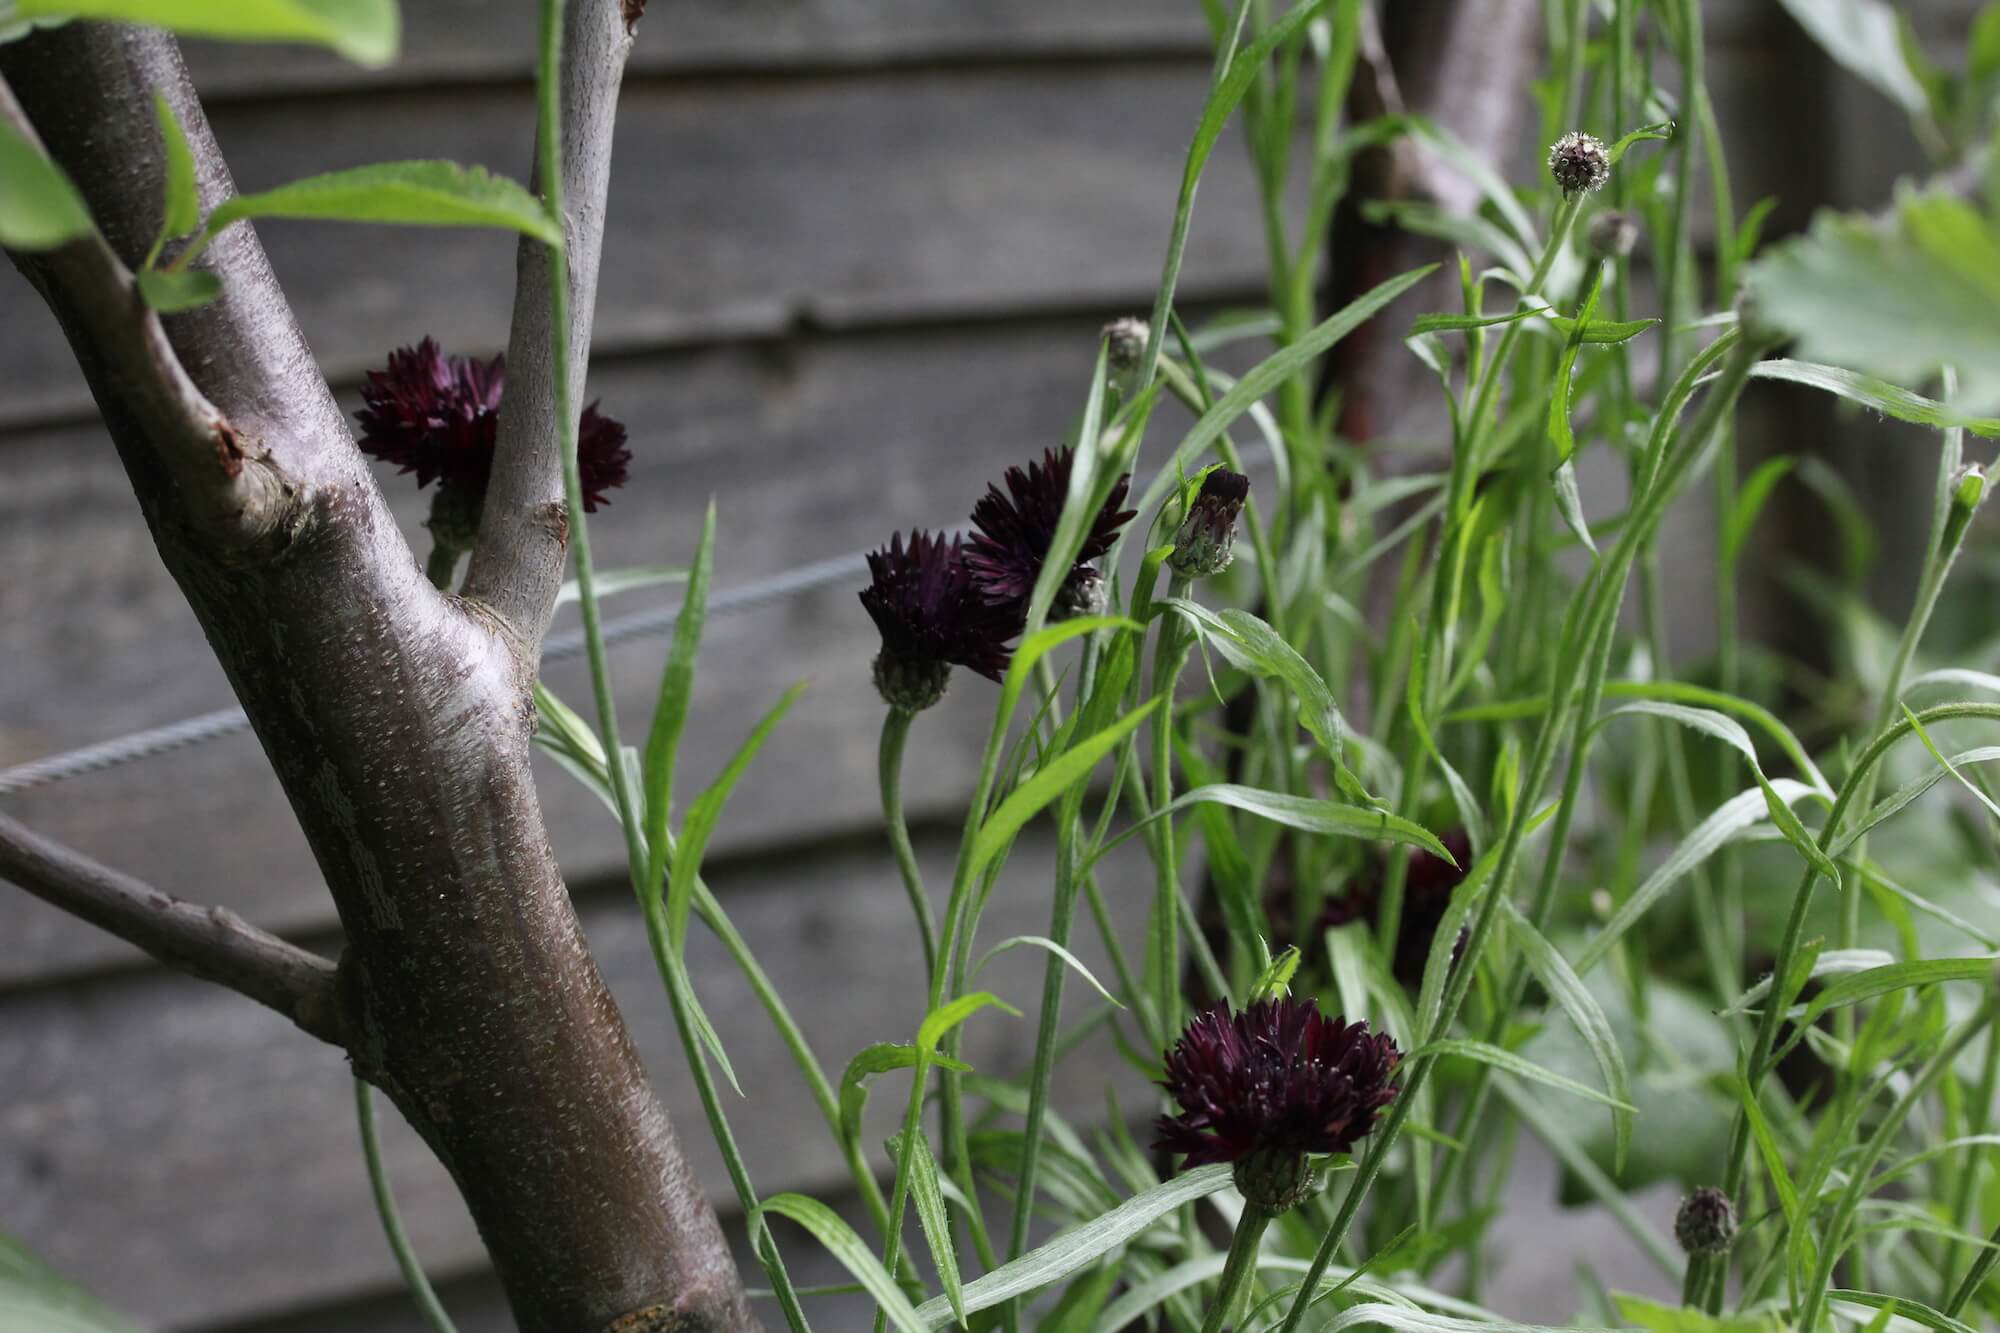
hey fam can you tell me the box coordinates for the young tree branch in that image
[0,74,290,543]
[460,0,636,645]
[0,811,348,1044]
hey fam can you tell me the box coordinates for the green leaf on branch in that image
[9,0,399,65]
[0,117,91,251]
[136,267,222,313]
[151,92,199,243]
[202,160,558,246]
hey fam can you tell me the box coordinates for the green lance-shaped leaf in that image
[0,1230,143,1333]
[1503,903,1634,1173]
[9,0,399,66]
[755,1193,930,1333]
[0,115,90,251]
[200,160,559,247]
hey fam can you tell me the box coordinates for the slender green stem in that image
[424,543,461,591]
[1150,574,1196,1034]
[1942,1027,2000,1303]
[1799,998,2000,1333]
[355,1079,459,1333]
[531,0,803,1319]
[1201,1205,1274,1333]
[1947,1212,2000,1317]
[878,707,937,980]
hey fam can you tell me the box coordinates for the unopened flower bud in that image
[1944,463,1988,556]
[1675,1186,1737,1257]
[1587,209,1640,259]
[1548,131,1610,198]
[426,480,485,555]
[1169,469,1250,579]
[1104,316,1149,396]
[1233,1148,1317,1215]
[872,650,951,714]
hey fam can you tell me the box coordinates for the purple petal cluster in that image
[860,530,1022,691]
[1318,829,1472,988]
[1154,996,1401,1168]
[355,338,631,511]
[964,446,1137,611]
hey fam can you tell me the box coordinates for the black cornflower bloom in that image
[1167,468,1250,579]
[1675,1187,1737,1257]
[355,339,632,538]
[1155,996,1401,1213]
[860,530,1021,711]
[965,446,1136,620]
[1317,829,1473,989]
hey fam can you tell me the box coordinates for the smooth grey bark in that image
[1,18,756,1333]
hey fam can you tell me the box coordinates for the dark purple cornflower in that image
[965,446,1137,620]
[859,530,1022,712]
[354,338,632,518]
[1155,996,1401,1212]
[1317,829,1472,989]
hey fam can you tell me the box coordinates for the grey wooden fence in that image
[0,2,1972,1329]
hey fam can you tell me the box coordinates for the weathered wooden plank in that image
[179,0,1212,97]
[0,62,1282,429]
[0,827,1158,1332]
[0,316,1228,986]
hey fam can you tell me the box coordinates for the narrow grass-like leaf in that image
[11,0,398,64]
[918,992,1021,1056]
[836,1044,970,1147]
[1721,455,1796,568]
[203,161,558,245]
[1547,264,1603,466]
[907,1134,963,1327]
[1023,343,1109,634]
[643,504,715,898]
[1252,946,1301,1001]
[0,1231,143,1333]
[1831,746,2000,860]
[1575,779,1819,977]
[973,935,1123,1008]
[1745,359,2000,438]
[1161,600,1351,765]
[1131,264,1437,525]
[995,616,1142,751]
[0,116,91,251]
[1731,1074,1802,1234]
[1549,457,1596,554]
[911,1164,1233,1327]
[968,699,1160,881]
[1903,703,2000,820]
[1768,958,1997,1068]
[1720,948,1895,1017]
[666,680,806,946]
[756,1193,929,1333]
[1828,1291,1977,1333]
[1545,315,1661,344]
[1502,903,1633,1173]
[1411,307,1549,334]
[1420,1041,1637,1111]
[1091,783,1450,870]
[556,564,689,606]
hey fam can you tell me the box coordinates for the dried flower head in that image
[859,530,1021,710]
[355,339,632,518]
[965,446,1137,621]
[1167,468,1250,580]
[1155,997,1401,1212]
[1103,316,1150,375]
[1548,131,1610,198]
[1587,209,1640,260]
[1675,1187,1737,1257]
[1317,829,1472,988]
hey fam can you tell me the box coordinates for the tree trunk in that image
[2,21,758,1332]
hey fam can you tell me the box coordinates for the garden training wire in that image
[0,441,1271,796]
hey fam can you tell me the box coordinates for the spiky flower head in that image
[1675,1187,1737,1257]
[965,446,1137,621]
[1167,468,1250,580]
[1317,829,1472,988]
[1548,131,1610,198]
[354,339,632,522]
[1587,209,1640,259]
[859,530,1021,710]
[1155,997,1401,1213]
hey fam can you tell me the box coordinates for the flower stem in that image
[1200,1204,1273,1333]
[878,707,937,979]
[424,542,461,591]
[354,1079,459,1333]
[1150,574,1195,1033]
